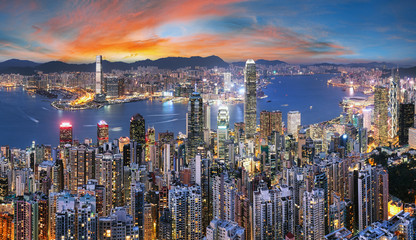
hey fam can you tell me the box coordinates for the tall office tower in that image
[362,107,373,130]
[159,208,172,240]
[59,122,73,147]
[97,120,109,146]
[188,91,204,161]
[100,152,113,215]
[15,200,32,240]
[188,185,203,240]
[130,113,146,146]
[130,114,145,165]
[145,127,155,162]
[373,167,389,222]
[398,103,415,145]
[260,110,283,140]
[287,111,301,139]
[389,73,399,139]
[0,212,13,240]
[303,188,326,240]
[204,103,211,144]
[217,106,230,162]
[68,145,95,194]
[98,207,137,240]
[131,182,145,238]
[357,168,372,231]
[96,55,102,94]
[244,59,257,140]
[169,186,189,240]
[223,72,232,92]
[329,195,347,233]
[212,174,236,222]
[206,218,245,240]
[374,86,389,146]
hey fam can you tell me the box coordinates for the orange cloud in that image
[8,0,352,63]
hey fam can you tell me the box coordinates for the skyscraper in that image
[217,105,229,162]
[223,72,232,92]
[398,103,415,145]
[287,111,301,139]
[59,122,73,147]
[374,86,389,146]
[130,113,146,145]
[97,120,109,146]
[96,55,102,94]
[303,188,325,240]
[362,107,372,130]
[244,59,257,140]
[388,72,398,139]
[188,91,204,161]
[15,200,32,240]
[260,110,283,140]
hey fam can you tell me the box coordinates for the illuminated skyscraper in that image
[105,76,120,99]
[362,107,372,130]
[59,122,73,147]
[374,86,389,146]
[217,106,229,162]
[287,111,301,139]
[398,103,415,145]
[97,120,109,146]
[260,110,282,140]
[388,72,398,139]
[188,91,204,161]
[130,114,146,161]
[244,59,257,140]
[15,200,32,240]
[303,188,325,240]
[145,127,155,162]
[96,55,102,94]
[223,72,232,92]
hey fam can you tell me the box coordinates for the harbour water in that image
[0,74,361,148]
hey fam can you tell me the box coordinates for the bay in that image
[0,74,360,148]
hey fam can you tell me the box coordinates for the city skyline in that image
[0,0,415,64]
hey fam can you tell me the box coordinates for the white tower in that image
[95,55,103,94]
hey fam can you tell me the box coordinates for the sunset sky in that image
[0,0,415,64]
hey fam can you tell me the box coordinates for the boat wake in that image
[148,113,179,117]
[154,118,179,124]
[27,116,39,123]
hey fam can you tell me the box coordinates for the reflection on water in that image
[0,74,361,148]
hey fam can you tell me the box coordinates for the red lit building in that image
[97,120,109,146]
[59,122,73,146]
